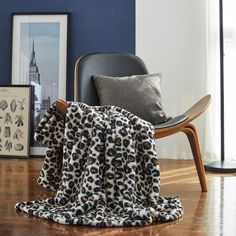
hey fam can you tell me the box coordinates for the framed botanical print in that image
[10,13,69,156]
[0,85,32,158]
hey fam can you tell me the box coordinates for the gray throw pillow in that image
[93,73,170,125]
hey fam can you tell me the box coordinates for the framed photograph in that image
[0,85,32,158]
[10,13,69,156]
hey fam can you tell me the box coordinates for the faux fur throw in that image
[15,102,183,226]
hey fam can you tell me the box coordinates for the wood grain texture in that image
[0,158,236,236]
[181,124,207,192]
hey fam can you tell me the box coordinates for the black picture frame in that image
[10,12,70,156]
[0,85,32,158]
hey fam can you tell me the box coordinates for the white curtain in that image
[205,0,221,161]
[136,0,208,159]
[206,0,236,161]
[223,0,236,160]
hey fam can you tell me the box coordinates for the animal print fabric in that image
[15,102,183,226]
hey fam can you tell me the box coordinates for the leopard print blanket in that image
[15,102,183,226]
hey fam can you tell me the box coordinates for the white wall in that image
[136,0,208,159]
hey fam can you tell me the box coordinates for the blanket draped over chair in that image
[15,102,183,226]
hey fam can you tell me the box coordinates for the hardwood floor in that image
[0,158,236,236]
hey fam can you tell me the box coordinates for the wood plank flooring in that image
[0,158,236,236]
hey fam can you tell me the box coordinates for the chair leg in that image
[182,124,207,192]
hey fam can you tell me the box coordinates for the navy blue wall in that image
[0,0,135,100]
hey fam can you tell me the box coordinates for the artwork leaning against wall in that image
[0,85,32,158]
[10,13,69,156]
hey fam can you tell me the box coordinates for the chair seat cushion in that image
[154,114,189,129]
[93,73,170,125]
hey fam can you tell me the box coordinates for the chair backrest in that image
[74,52,148,105]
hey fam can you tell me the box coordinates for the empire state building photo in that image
[28,38,42,118]
[28,38,51,120]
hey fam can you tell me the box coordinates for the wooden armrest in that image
[183,94,211,122]
[55,95,212,132]
[55,99,68,118]
[154,94,211,138]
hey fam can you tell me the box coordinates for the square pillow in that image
[93,73,170,125]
